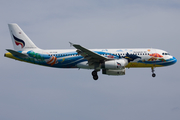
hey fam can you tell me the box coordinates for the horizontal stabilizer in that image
[6,49,27,57]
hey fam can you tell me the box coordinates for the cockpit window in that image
[162,53,170,55]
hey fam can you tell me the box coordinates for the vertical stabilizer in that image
[8,23,39,51]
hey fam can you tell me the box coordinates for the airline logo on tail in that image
[13,34,25,48]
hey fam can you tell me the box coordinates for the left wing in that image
[70,42,110,64]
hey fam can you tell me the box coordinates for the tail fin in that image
[8,23,39,51]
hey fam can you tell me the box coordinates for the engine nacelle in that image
[102,69,125,75]
[101,59,128,70]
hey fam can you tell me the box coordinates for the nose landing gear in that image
[151,67,156,77]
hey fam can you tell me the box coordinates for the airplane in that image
[4,23,177,80]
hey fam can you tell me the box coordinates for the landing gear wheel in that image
[92,71,97,76]
[152,73,156,77]
[151,67,156,78]
[92,70,98,80]
[93,75,98,80]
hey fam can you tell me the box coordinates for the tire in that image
[92,71,97,76]
[152,73,156,77]
[93,75,98,80]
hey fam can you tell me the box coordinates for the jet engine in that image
[102,69,126,75]
[101,59,128,70]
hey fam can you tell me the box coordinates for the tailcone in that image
[4,52,15,59]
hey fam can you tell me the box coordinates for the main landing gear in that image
[92,70,98,80]
[151,67,156,77]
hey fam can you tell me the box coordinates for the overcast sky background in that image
[0,0,180,120]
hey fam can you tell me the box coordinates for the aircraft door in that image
[149,49,156,66]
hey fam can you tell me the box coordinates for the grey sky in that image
[0,0,180,120]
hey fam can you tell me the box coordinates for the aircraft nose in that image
[171,56,177,64]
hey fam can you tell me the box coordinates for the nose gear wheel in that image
[151,67,156,77]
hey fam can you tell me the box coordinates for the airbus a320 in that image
[4,23,177,80]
